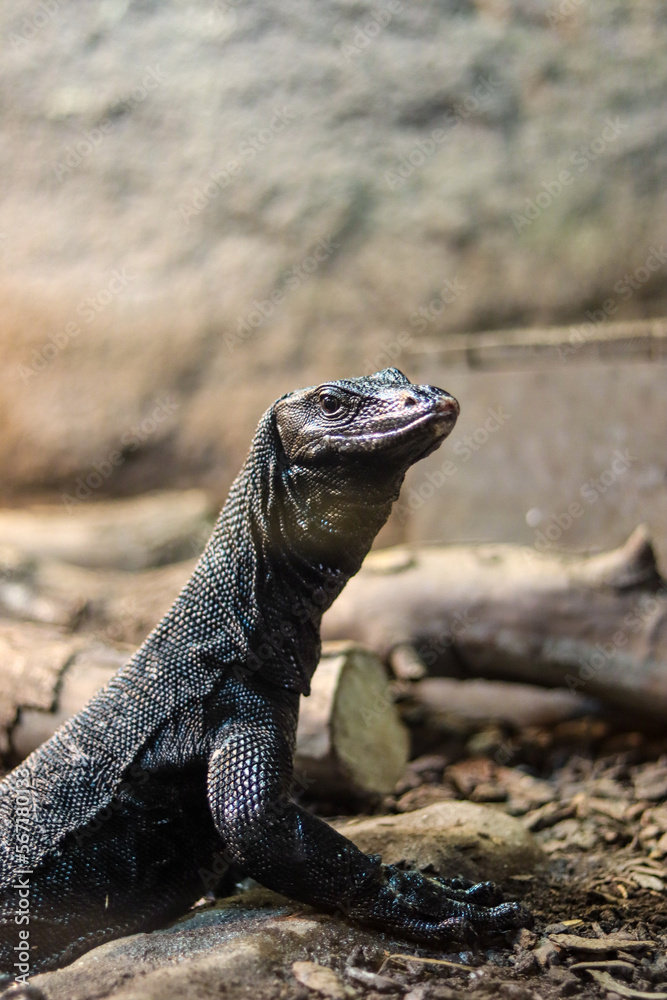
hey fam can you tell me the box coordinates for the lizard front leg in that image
[207,699,531,946]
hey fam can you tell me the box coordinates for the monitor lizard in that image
[0,368,530,989]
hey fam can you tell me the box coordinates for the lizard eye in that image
[318,391,346,418]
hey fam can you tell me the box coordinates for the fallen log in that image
[0,622,99,755]
[0,626,408,800]
[322,527,667,722]
[0,490,212,571]
[3,527,665,721]
[405,676,597,730]
[294,642,409,799]
[0,543,197,639]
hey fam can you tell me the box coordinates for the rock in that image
[27,802,543,998]
[512,949,540,977]
[394,785,456,814]
[336,801,545,884]
[446,758,497,797]
[0,1,665,500]
[516,928,538,950]
[345,966,400,993]
[633,760,667,802]
[31,890,379,1000]
[292,960,349,999]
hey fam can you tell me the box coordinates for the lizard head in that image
[274,367,459,492]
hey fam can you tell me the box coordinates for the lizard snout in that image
[432,393,460,431]
[435,394,459,418]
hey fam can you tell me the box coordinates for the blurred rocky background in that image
[1,8,667,995]
[0,0,665,558]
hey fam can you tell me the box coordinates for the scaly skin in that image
[0,368,531,987]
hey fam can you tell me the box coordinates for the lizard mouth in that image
[408,398,459,460]
[344,394,459,458]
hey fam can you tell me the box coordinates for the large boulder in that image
[0,0,665,497]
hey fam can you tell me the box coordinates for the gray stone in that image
[0,0,664,503]
[31,802,543,998]
[337,800,545,883]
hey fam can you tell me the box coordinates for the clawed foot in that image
[378,865,532,945]
[429,875,505,907]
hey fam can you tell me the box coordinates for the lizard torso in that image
[0,369,529,982]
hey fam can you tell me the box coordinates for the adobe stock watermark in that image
[51,67,169,181]
[60,395,180,511]
[179,106,296,224]
[200,0,240,35]
[395,406,511,522]
[51,120,113,180]
[11,767,37,988]
[339,0,403,63]
[533,449,636,550]
[385,75,500,190]
[558,245,667,362]
[197,769,316,892]
[9,0,67,51]
[72,764,149,846]
[361,278,467,375]
[546,0,585,28]
[415,610,478,670]
[224,235,340,352]
[362,332,413,375]
[407,277,468,332]
[511,117,627,232]
[562,583,667,697]
[17,268,137,384]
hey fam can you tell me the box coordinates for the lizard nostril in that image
[404,395,418,407]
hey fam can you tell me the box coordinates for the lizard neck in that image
[200,408,399,693]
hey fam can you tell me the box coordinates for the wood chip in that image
[587,969,667,999]
[629,871,665,891]
[292,961,348,999]
[615,857,665,873]
[523,800,575,831]
[381,952,471,972]
[549,933,656,953]
[591,886,629,904]
[588,796,633,822]
[633,762,667,802]
[346,966,400,992]
[569,960,636,973]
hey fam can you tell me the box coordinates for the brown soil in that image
[302,715,667,1000]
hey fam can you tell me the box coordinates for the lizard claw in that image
[377,864,532,944]
[429,876,505,907]
[433,899,532,945]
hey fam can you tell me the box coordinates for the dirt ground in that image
[301,712,667,1000]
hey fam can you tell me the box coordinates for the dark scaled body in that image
[0,369,530,980]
